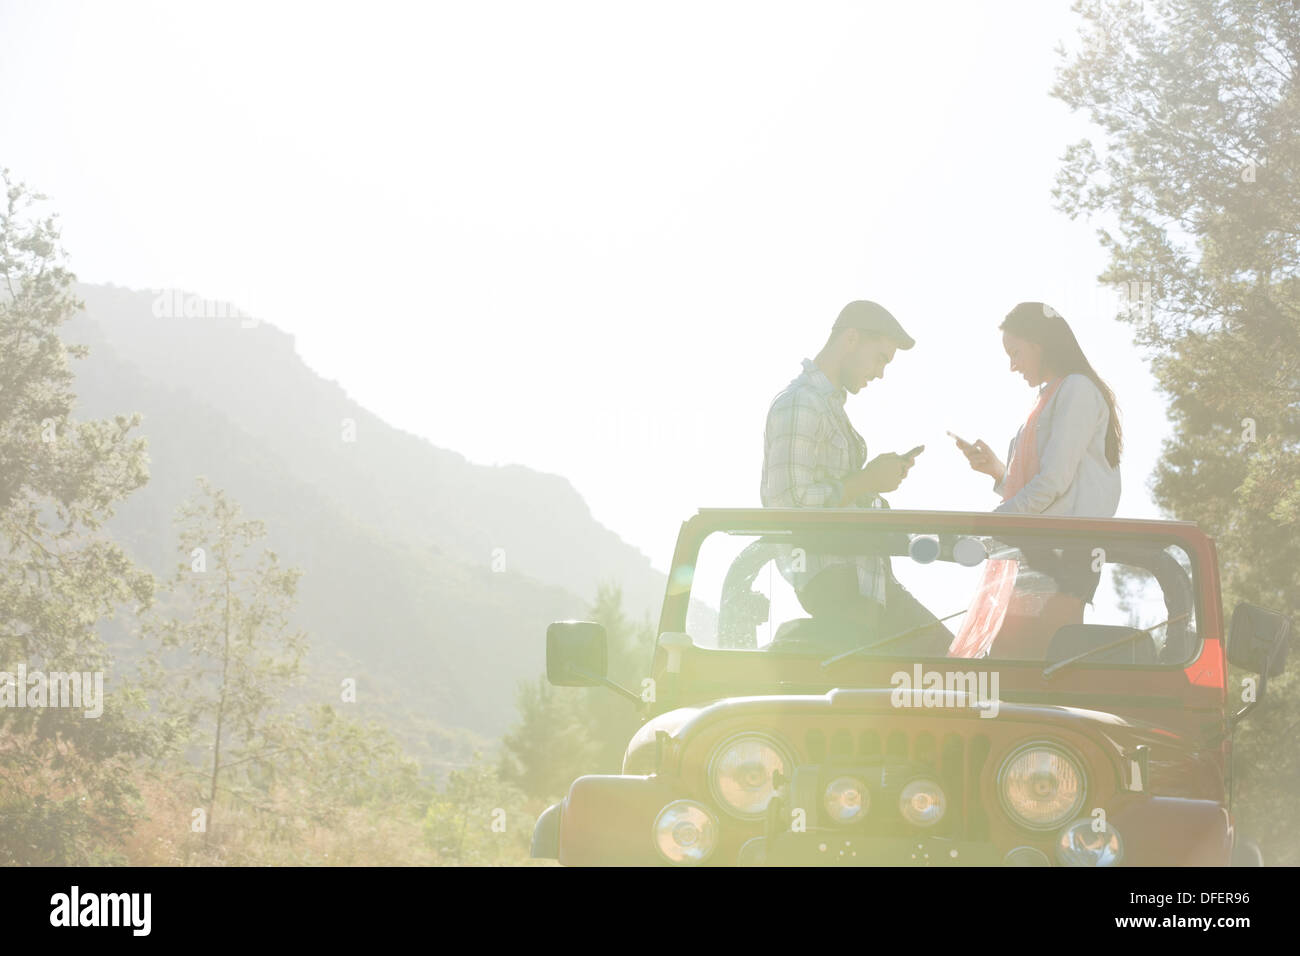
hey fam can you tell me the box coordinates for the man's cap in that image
[832,300,915,350]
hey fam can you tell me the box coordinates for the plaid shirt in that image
[760,358,888,603]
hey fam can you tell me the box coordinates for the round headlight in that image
[653,800,718,865]
[823,776,869,824]
[709,734,790,819]
[1056,818,1123,866]
[899,779,946,827]
[998,742,1086,831]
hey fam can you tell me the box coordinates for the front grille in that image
[805,728,991,838]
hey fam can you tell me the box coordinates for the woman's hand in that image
[954,436,1005,481]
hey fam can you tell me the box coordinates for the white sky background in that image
[0,0,1171,578]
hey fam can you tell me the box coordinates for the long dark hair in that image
[1000,302,1123,467]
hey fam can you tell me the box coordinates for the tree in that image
[0,169,156,864]
[498,583,653,802]
[582,582,656,772]
[423,757,529,864]
[498,676,599,802]
[281,704,424,817]
[142,478,306,841]
[1054,0,1299,860]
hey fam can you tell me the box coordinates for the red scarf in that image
[948,378,1065,658]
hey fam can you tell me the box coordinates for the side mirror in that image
[546,621,607,687]
[1228,604,1291,677]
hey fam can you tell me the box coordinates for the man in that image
[760,300,946,654]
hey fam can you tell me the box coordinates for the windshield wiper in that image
[820,609,967,669]
[1041,613,1190,679]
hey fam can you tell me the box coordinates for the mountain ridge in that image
[64,282,675,749]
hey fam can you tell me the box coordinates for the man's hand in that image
[841,453,914,503]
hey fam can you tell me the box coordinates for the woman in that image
[949,302,1123,658]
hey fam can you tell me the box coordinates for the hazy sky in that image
[1,0,1169,574]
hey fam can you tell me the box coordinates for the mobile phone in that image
[901,444,925,459]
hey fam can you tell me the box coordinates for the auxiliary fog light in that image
[823,776,870,824]
[653,800,718,865]
[899,779,947,827]
[1056,818,1124,866]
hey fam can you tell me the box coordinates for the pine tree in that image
[498,676,599,802]
[1055,0,1300,860]
[499,582,653,803]
[582,582,655,772]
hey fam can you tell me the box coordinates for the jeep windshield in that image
[684,518,1200,668]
